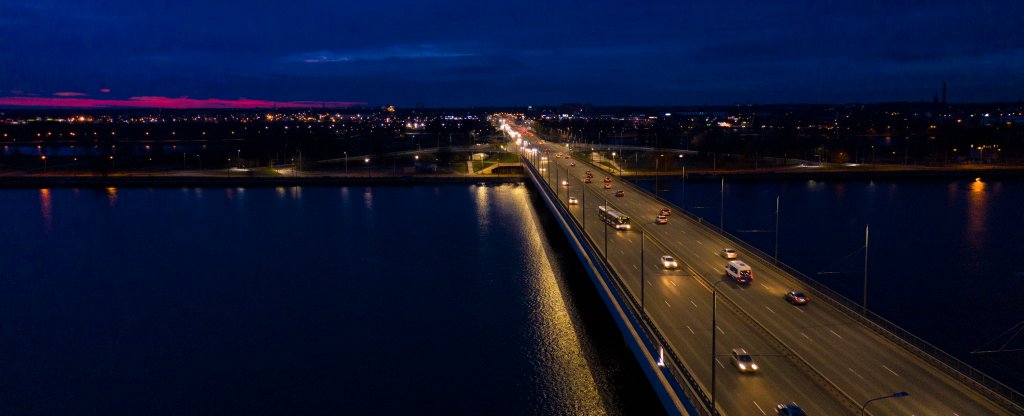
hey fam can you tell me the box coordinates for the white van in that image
[725,260,754,284]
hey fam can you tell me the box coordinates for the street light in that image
[710,279,730,415]
[344,151,348,173]
[41,155,46,173]
[861,391,909,415]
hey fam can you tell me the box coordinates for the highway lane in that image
[537,154,853,415]
[527,139,1016,415]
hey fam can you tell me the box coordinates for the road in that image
[522,138,1014,415]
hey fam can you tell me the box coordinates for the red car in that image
[785,291,809,305]
[584,178,592,183]
[603,177,612,183]
[615,190,625,197]
[660,208,671,216]
[603,183,612,189]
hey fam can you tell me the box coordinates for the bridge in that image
[507,121,1023,415]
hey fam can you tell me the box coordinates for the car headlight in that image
[751,364,758,370]
[738,364,746,369]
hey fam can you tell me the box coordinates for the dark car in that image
[585,171,593,177]
[785,291,809,305]
[777,403,806,416]
[614,190,625,197]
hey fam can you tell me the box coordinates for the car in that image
[660,208,671,216]
[614,190,625,197]
[585,178,592,183]
[568,196,579,205]
[561,180,569,186]
[603,177,612,183]
[585,171,593,177]
[784,291,809,305]
[555,153,562,158]
[731,348,759,373]
[570,162,576,167]
[776,403,806,416]
[604,183,612,189]
[660,255,678,269]
[656,215,669,224]
[725,260,753,284]
[541,156,548,161]
[720,248,738,259]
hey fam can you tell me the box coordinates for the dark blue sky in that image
[2,0,1023,107]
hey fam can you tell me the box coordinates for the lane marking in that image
[715,358,725,368]
[696,240,704,245]
[664,300,671,308]
[686,325,695,334]
[647,280,653,287]
[716,326,725,335]
[632,264,639,271]
[829,329,843,339]
[690,301,698,309]
[848,367,865,380]
[753,401,767,415]
[671,281,677,287]
[618,249,625,255]
[794,307,805,314]
[882,365,900,377]
[801,332,811,341]
[765,306,776,314]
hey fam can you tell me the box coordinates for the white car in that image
[568,196,579,205]
[731,348,759,373]
[721,248,738,259]
[660,255,678,269]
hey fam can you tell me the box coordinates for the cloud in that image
[0,96,367,109]
[53,91,89,97]
[100,88,111,93]
[289,45,478,63]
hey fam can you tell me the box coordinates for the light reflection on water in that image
[495,185,605,415]
[3,185,652,414]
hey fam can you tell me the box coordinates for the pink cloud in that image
[100,88,111,93]
[54,91,89,97]
[0,96,366,109]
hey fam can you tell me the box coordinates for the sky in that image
[1,0,1023,108]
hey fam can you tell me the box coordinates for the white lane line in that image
[677,240,685,244]
[716,326,725,335]
[690,300,698,309]
[882,365,900,377]
[686,326,695,334]
[848,367,865,380]
[664,300,671,308]
[671,281,678,287]
[696,240,704,245]
[632,264,639,271]
[715,358,725,368]
[765,306,776,314]
[801,332,812,341]
[619,249,625,255]
[647,280,653,287]
[753,401,767,415]
[794,306,805,313]
[830,329,843,339]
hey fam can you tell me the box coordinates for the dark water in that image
[638,176,1024,391]
[0,185,663,415]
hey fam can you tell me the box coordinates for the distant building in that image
[560,103,592,116]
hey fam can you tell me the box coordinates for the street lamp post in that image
[237,149,241,169]
[710,279,729,415]
[720,177,725,232]
[640,229,645,309]
[344,151,348,173]
[41,155,46,173]
[860,391,909,415]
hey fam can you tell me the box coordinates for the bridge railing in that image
[613,171,1024,413]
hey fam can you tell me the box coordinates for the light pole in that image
[710,279,730,415]
[860,391,909,415]
[719,177,725,232]
[41,155,46,173]
[640,229,645,309]
[774,195,780,263]
[364,157,370,176]
[863,224,869,315]
[237,149,241,169]
[344,151,348,173]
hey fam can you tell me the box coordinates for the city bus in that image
[598,205,631,230]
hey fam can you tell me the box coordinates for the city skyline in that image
[2,1,1023,107]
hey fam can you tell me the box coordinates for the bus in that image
[598,205,631,230]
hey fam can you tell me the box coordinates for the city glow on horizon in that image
[0,95,367,109]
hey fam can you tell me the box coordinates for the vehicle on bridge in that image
[561,180,569,186]
[604,183,612,189]
[603,177,612,183]
[660,255,678,269]
[725,260,754,284]
[660,208,671,216]
[585,171,593,177]
[570,162,575,167]
[731,348,759,373]
[776,403,806,416]
[614,190,625,197]
[568,196,578,205]
[585,177,592,183]
[598,205,631,230]
[720,248,738,259]
[785,290,809,305]
[656,215,668,224]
